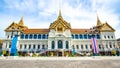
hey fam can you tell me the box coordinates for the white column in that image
[63,40,65,49]
[55,40,57,49]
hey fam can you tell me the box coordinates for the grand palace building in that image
[2,10,119,56]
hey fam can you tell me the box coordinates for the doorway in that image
[58,52,62,56]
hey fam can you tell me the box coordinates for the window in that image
[85,45,88,49]
[42,45,45,49]
[66,41,69,49]
[58,40,63,49]
[108,36,110,39]
[104,36,106,39]
[20,44,22,49]
[34,34,37,39]
[99,44,101,49]
[75,34,78,39]
[79,34,83,39]
[76,45,79,49]
[29,34,33,39]
[52,41,55,49]
[81,45,83,49]
[111,36,113,39]
[25,34,28,39]
[9,42,11,48]
[46,34,48,39]
[7,35,9,38]
[38,44,40,49]
[90,45,92,49]
[106,44,108,48]
[72,34,74,39]
[24,44,27,49]
[109,45,112,48]
[38,34,41,39]
[88,34,91,39]
[84,34,87,39]
[42,34,46,39]
[33,44,36,49]
[96,34,100,39]
[29,44,31,49]
[20,34,24,39]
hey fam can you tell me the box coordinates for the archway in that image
[58,40,63,49]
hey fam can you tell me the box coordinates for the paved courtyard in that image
[0,57,120,68]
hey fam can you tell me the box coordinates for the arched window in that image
[38,34,41,39]
[25,34,28,39]
[84,34,87,39]
[42,34,46,39]
[90,45,92,49]
[51,41,55,49]
[72,34,74,39]
[85,45,88,49]
[29,34,33,39]
[20,34,24,39]
[20,44,22,49]
[38,44,40,49]
[76,45,79,49]
[34,34,37,39]
[58,40,63,49]
[109,44,112,48]
[66,41,69,49]
[42,45,45,49]
[81,45,83,49]
[99,44,101,49]
[79,34,83,39]
[33,44,36,49]
[29,44,31,49]
[24,44,27,49]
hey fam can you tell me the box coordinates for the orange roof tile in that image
[24,29,49,34]
[71,29,90,34]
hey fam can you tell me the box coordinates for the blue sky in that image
[0,0,120,39]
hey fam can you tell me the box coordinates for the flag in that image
[91,37,99,53]
[10,36,18,54]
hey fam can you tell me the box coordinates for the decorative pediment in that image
[49,10,71,32]
[5,17,28,32]
[100,22,115,32]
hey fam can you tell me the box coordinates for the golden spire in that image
[58,0,63,19]
[19,16,24,26]
[97,14,102,26]
[58,9,62,17]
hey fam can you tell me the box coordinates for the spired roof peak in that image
[57,9,63,19]
[97,14,102,26]
[19,16,24,26]
[49,9,71,30]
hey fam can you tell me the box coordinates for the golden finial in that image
[96,13,102,26]
[19,16,24,26]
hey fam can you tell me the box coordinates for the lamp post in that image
[10,27,24,56]
[90,27,99,56]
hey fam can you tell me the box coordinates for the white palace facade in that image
[2,11,119,56]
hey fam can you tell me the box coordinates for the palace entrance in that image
[58,52,62,56]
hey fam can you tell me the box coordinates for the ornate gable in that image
[100,22,115,32]
[5,17,28,32]
[49,10,71,32]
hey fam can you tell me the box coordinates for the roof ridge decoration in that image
[49,9,71,32]
[18,16,24,26]
[97,14,102,26]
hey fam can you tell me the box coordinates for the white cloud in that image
[0,0,120,39]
